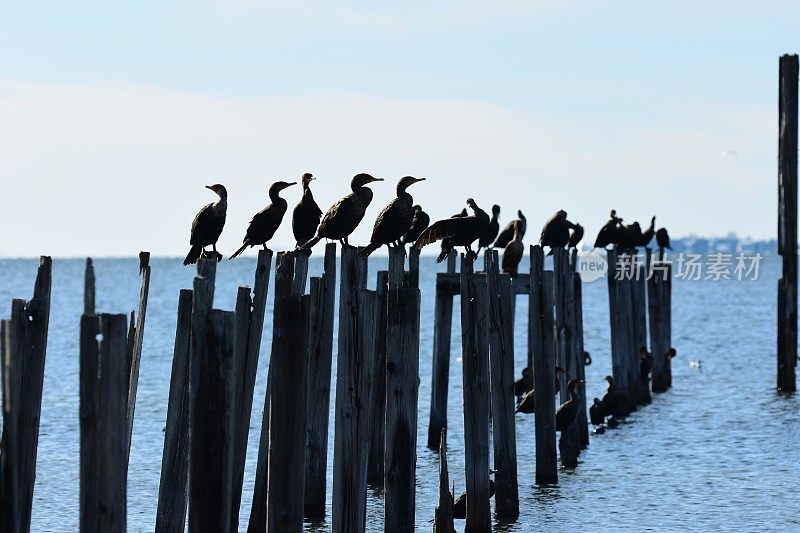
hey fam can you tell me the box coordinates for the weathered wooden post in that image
[266,253,312,532]
[778,53,799,392]
[485,250,519,518]
[554,249,579,467]
[664,263,673,389]
[84,258,95,315]
[303,243,337,519]
[647,253,669,393]
[367,270,389,486]
[126,252,151,465]
[384,248,421,531]
[155,289,193,533]
[428,250,457,449]
[632,257,651,405]
[529,245,557,485]
[460,255,491,531]
[1,309,23,533]
[80,313,129,533]
[607,249,631,414]
[433,429,454,533]
[573,266,589,448]
[331,246,377,533]
[229,250,273,530]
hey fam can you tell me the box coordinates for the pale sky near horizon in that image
[1,1,798,257]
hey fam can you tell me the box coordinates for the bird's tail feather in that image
[183,245,202,266]
[229,242,249,260]
[361,242,380,257]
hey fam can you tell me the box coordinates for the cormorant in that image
[438,208,468,261]
[618,222,643,251]
[453,480,496,519]
[540,210,572,249]
[555,379,584,432]
[300,173,384,249]
[584,350,592,366]
[638,216,656,247]
[183,184,228,265]
[514,367,531,398]
[229,181,296,260]
[593,210,623,249]
[414,198,490,261]
[589,398,605,426]
[401,205,430,246]
[362,176,426,257]
[516,367,564,414]
[478,204,501,250]
[601,376,617,418]
[502,220,524,275]
[568,223,584,249]
[639,346,653,381]
[292,173,323,247]
[666,348,677,361]
[656,227,671,250]
[494,210,526,248]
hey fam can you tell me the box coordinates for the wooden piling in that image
[664,263,674,389]
[554,249,579,467]
[530,246,557,485]
[266,253,312,532]
[188,309,237,533]
[303,243,337,519]
[230,250,273,530]
[383,282,421,531]
[126,252,151,464]
[427,250,457,449]
[84,258,95,315]
[433,429,454,533]
[633,259,651,405]
[485,251,519,519]
[155,289,193,533]
[460,256,491,532]
[1,301,25,533]
[647,254,669,393]
[607,250,631,414]
[331,246,376,533]
[573,270,589,448]
[80,313,129,533]
[367,270,389,486]
[778,53,799,392]
[406,248,421,288]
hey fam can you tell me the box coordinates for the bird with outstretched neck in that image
[414,198,490,262]
[361,176,426,257]
[229,181,295,260]
[183,183,227,265]
[478,204,501,251]
[638,216,656,247]
[555,378,584,432]
[502,220,524,275]
[401,204,430,248]
[292,173,323,248]
[494,210,526,248]
[300,173,384,249]
[593,209,623,249]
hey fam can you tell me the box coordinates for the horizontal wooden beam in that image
[436,272,531,296]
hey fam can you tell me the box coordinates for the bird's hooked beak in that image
[413,177,427,183]
[368,177,385,183]
[283,181,297,189]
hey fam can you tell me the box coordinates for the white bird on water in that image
[689,359,701,369]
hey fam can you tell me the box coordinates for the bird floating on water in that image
[229,180,296,260]
[183,184,227,265]
[361,176,426,257]
[589,397,605,427]
[689,359,701,369]
[292,173,323,248]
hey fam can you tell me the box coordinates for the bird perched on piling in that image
[436,208,468,261]
[515,367,564,414]
[401,205,430,246]
[639,346,654,381]
[453,480,496,519]
[361,176,426,257]
[555,379,584,432]
[300,173,384,249]
[292,173,323,248]
[183,184,228,265]
[589,398,605,427]
[514,367,531,398]
[638,216,656,247]
[414,198,490,261]
[568,223,584,249]
[229,181,296,260]
[478,205,501,251]
[656,227,671,251]
[502,220,524,275]
[584,350,592,366]
[540,210,574,250]
[618,221,644,251]
[593,210,623,249]
[494,210,526,248]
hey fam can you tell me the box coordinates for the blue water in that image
[1,254,798,532]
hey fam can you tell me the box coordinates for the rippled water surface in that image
[1,254,798,532]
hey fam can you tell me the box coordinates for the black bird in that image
[494,210,526,248]
[362,176,426,257]
[514,367,531,398]
[555,378,584,432]
[437,208,468,261]
[666,347,677,361]
[568,223,584,249]
[401,205,430,246]
[540,210,572,249]
[593,210,623,249]
[601,375,618,418]
[183,184,228,265]
[584,350,592,366]
[638,216,656,247]
[589,398,605,426]
[502,220,524,275]
[478,204,501,250]
[301,173,384,249]
[230,181,296,260]
[292,173,323,247]
[618,221,643,251]
[516,367,564,414]
[656,227,671,250]
[414,198,490,262]
[639,346,654,381]
[453,480,496,519]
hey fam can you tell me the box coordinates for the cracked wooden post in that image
[573,268,589,448]
[84,258,95,316]
[367,270,389,486]
[126,252,151,466]
[554,249,579,467]
[607,249,631,414]
[433,429,454,533]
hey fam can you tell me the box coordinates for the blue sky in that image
[1,1,798,256]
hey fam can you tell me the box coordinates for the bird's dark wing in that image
[190,202,216,245]
[493,221,515,248]
[413,217,468,249]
